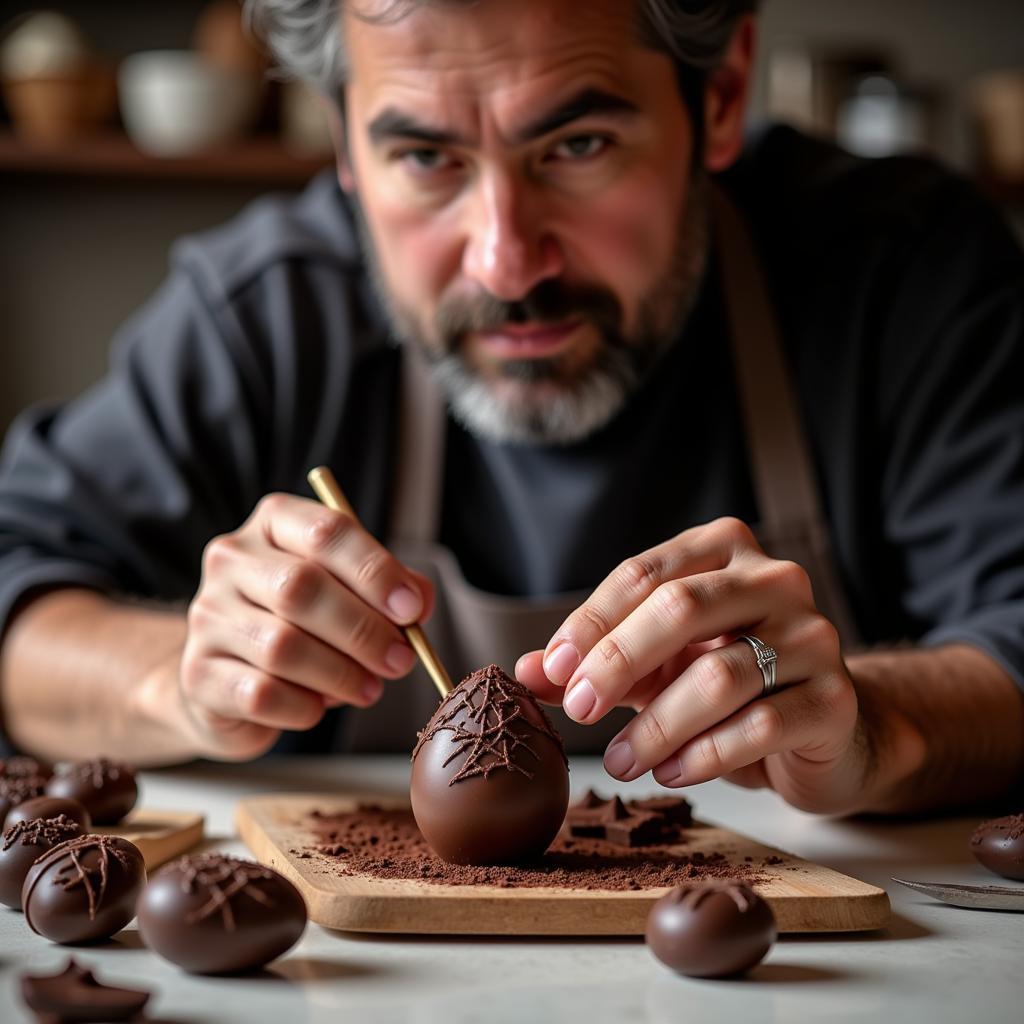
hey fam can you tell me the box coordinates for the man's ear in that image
[703,15,757,173]
[324,97,356,192]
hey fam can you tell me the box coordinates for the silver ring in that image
[737,635,778,697]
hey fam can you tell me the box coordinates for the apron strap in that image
[712,184,861,648]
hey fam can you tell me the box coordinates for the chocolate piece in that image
[20,959,151,1023]
[22,834,146,944]
[0,756,51,780]
[627,795,693,827]
[6,796,92,832]
[0,815,84,909]
[45,759,138,825]
[0,773,48,824]
[410,664,569,865]
[645,881,777,978]
[137,853,307,974]
[970,813,1024,881]
[564,790,693,847]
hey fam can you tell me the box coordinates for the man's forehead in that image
[342,0,649,112]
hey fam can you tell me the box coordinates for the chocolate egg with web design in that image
[45,758,138,825]
[410,663,570,865]
[22,834,146,943]
[136,853,308,974]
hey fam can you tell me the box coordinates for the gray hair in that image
[244,0,760,99]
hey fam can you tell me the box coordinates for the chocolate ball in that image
[0,756,51,780]
[0,773,48,823]
[645,882,777,978]
[137,853,307,974]
[970,813,1024,881]
[5,796,91,832]
[0,815,84,910]
[45,759,138,825]
[410,664,569,865]
[22,834,146,944]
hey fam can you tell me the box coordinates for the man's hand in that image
[179,493,433,760]
[516,517,902,815]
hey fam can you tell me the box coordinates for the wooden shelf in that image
[0,131,333,186]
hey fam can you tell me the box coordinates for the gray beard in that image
[354,174,710,447]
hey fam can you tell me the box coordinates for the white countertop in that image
[1,755,1020,1023]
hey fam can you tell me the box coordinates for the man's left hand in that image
[515,517,874,814]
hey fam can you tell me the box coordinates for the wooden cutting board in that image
[236,793,890,936]
[96,808,204,870]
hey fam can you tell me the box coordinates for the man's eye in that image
[398,148,456,173]
[551,134,609,161]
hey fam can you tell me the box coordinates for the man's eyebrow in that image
[366,88,639,148]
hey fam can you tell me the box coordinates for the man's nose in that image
[461,171,564,302]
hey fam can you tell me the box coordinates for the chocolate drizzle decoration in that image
[175,854,278,929]
[2,814,81,851]
[412,664,567,784]
[27,834,132,920]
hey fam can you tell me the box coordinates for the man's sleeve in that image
[877,178,1024,691]
[0,263,270,641]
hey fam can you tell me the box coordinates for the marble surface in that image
[1,755,1020,1023]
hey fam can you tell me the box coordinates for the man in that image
[0,0,1021,816]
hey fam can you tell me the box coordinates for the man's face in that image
[343,0,708,444]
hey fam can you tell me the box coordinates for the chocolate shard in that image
[565,791,693,847]
[20,959,151,1022]
[627,795,693,827]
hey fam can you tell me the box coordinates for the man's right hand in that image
[178,493,433,760]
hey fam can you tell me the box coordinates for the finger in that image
[514,651,566,706]
[182,654,331,732]
[564,563,787,724]
[254,493,428,625]
[603,617,838,780]
[650,671,856,789]
[226,548,417,680]
[541,517,757,686]
[212,599,385,706]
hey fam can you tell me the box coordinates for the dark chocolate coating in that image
[22,834,146,944]
[645,882,777,978]
[5,795,92,832]
[970,813,1024,881]
[20,959,150,1022]
[0,756,51,780]
[411,664,569,865]
[45,759,138,825]
[0,774,48,824]
[0,815,84,910]
[137,853,307,974]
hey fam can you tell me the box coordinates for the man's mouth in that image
[474,318,584,359]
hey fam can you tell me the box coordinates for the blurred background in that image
[1,0,1023,433]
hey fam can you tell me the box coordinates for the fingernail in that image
[604,740,635,779]
[387,585,422,623]
[385,643,416,674]
[362,676,384,703]
[543,643,580,685]
[564,678,596,722]
[653,758,684,787]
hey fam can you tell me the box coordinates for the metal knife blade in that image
[891,877,1024,912]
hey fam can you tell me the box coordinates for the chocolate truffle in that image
[0,814,84,910]
[136,853,307,974]
[5,795,92,832]
[0,755,50,780]
[411,664,570,865]
[0,773,48,823]
[645,881,777,978]
[45,759,138,825]
[20,959,150,1023]
[22,834,146,944]
[970,813,1024,881]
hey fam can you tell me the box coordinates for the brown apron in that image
[340,188,860,754]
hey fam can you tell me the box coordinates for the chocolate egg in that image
[137,853,307,974]
[645,881,777,978]
[0,773,48,824]
[0,815,84,910]
[0,756,50,780]
[22,834,146,944]
[970,813,1024,881]
[45,759,138,825]
[5,795,91,832]
[410,664,569,865]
